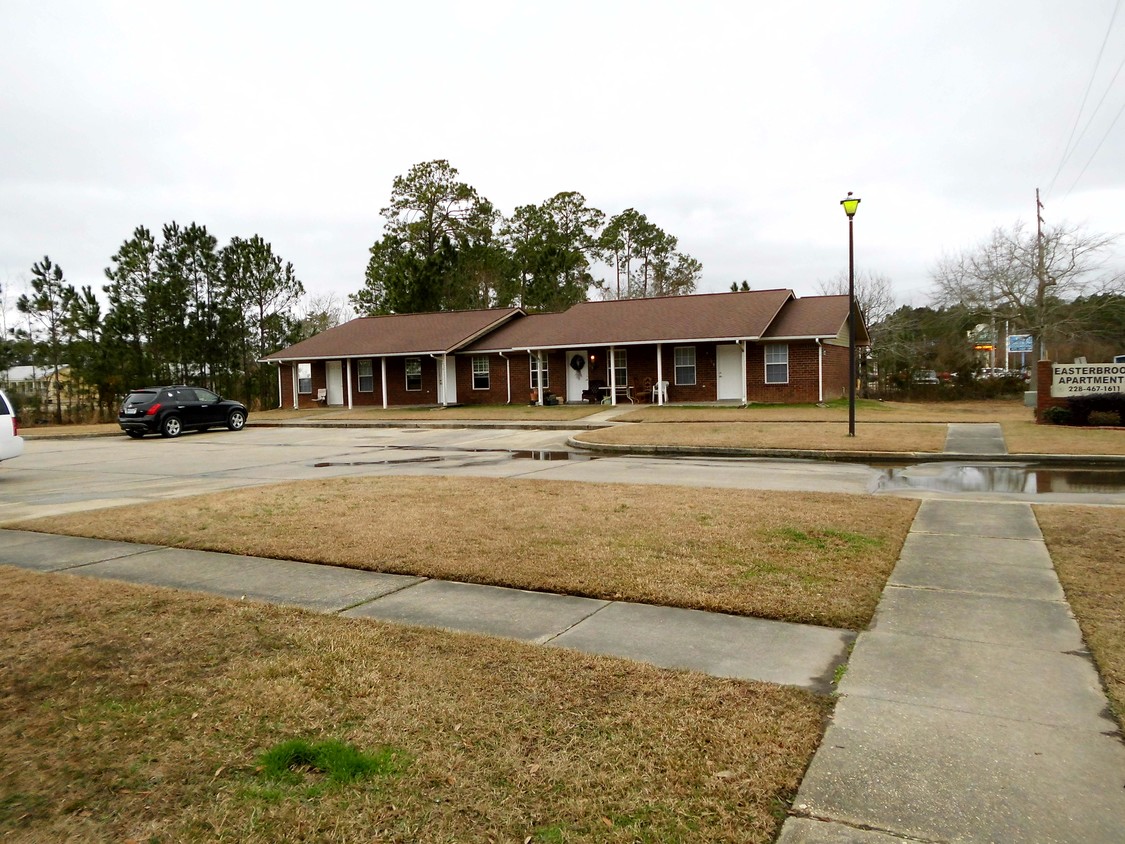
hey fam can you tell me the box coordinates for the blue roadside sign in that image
[1008,334,1034,354]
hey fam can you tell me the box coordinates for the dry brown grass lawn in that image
[1003,420,1125,455]
[1036,505,1125,724]
[577,422,948,453]
[0,567,829,843]
[7,477,917,630]
[260,404,601,422]
[19,422,120,438]
[617,399,1031,424]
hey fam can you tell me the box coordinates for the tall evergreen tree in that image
[16,256,76,423]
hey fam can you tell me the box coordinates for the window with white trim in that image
[472,356,490,390]
[405,358,422,391]
[612,348,627,387]
[357,359,374,392]
[529,353,549,389]
[297,363,312,394]
[765,344,789,384]
[674,346,696,385]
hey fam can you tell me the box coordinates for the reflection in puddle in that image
[313,456,444,467]
[314,449,593,468]
[509,450,593,461]
[875,463,1125,494]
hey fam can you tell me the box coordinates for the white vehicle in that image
[0,389,25,463]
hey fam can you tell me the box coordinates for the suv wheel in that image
[160,415,183,438]
[227,409,246,431]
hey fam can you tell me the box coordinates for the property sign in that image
[1050,363,1125,397]
[1008,334,1034,353]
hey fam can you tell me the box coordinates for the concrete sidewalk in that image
[778,499,1125,843]
[0,528,852,693]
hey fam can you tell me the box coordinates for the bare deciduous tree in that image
[816,269,897,326]
[930,221,1122,387]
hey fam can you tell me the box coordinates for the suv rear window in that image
[124,391,158,404]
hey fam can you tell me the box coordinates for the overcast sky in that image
[3,0,1124,320]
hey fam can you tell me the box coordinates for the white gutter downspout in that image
[608,346,617,406]
[292,365,299,409]
[816,339,824,403]
[499,352,510,404]
[345,359,353,409]
[656,343,664,405]
[380,357,388,409]
[276,363,282,409]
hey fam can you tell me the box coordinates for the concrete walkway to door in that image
[778,498,1125,843]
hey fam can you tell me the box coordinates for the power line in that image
[1062,92,1125,199]
[1046,0,1121,197]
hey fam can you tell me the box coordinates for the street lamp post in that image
[840,192,861,437]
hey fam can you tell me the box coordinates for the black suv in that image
[118,386,248,439]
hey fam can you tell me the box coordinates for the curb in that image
[564,437,1125,466]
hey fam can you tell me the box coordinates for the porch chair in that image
[315,388,328,405]
[651,380,669,403]
[582,379,606,404]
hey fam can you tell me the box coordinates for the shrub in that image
[1042,406,1072,425]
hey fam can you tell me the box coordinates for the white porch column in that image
[291,365,298,409]
[656,343,664,405]
[740,340,748,404]
[276,365,283,409]
[608,346,617,406]
[817,340,824,403]
[346,359,353,409]
[441,354,448,406]
[538,352,546,406]
[380,357,388,409]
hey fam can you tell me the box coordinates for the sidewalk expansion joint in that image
[334,577,431,614]
[537,600,614,645]
[787,811,939,843]
[839,690,1119,733]
[55,545,168,572]
[884,583,1065,602]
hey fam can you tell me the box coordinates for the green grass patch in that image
[768,527,882,553]
[254,738,408,795]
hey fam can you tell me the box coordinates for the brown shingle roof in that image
[261,308,523,361]
[762,295,870,344]
[464,289,795,351]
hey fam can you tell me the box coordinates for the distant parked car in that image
[0,388,25,463]
[912,370,940,385]
[118,386,248,439]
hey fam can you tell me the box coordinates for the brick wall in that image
[1036,359,1065,422]
[746,341,843,403]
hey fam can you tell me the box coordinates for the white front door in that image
[326,360,344,405]
[438,356,458,405]
[716,344,743,400]
[565,350,588,402]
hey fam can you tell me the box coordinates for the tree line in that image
[2,224,306,422]
[350,159,702,316]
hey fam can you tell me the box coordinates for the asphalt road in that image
[0,426,886,522]
[2,425,1121,523]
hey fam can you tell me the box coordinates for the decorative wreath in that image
[570,355,586,372]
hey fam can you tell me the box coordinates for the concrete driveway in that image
[0,426,884,522]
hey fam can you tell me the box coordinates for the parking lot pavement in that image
[0,426,883,522]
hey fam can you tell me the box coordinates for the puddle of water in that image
[509,450,593,461]
[314,450,592,468]
[313,456,444,467]
[875,463,1125,495]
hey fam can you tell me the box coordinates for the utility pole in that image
[1028,188,1049,393]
